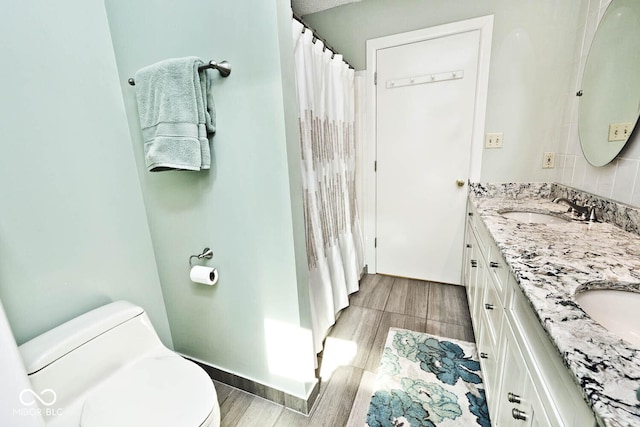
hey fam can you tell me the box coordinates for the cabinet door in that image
[472,248,487,324]
[466,229,482,320]
[462,206,474,288]
[527,387,553,427]
[463,220,475,293]
[494,324,533,427]
[476,313,498,414]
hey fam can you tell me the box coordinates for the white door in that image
[376,30,481,283]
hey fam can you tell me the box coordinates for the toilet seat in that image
[80,355,217,427]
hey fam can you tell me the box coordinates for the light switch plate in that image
[485,132,503,149]
[543,152,555,169]
[608,122,633,142]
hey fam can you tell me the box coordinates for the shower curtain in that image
[292,20,364,353]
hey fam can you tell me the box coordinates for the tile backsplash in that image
[552,183,640,236]
[469,182,552,199]
[470,181,640,238]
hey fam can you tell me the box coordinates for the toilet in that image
[18,301,220,427]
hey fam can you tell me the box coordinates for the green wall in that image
[104,0,315,398]
[0,0,172,346]
[304,0,588,183]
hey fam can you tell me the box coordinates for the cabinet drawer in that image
[480,274,502,350]
[465,228,482,320]
[486,240,510,301]
[473,219,492,261]
[468,204,490,260]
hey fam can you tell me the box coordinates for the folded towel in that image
[134,57,216,171]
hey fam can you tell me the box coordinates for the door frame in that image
[364,15,494,274]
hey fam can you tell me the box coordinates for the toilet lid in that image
[80,355,216,427]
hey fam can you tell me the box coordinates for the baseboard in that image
[360,264,368,279]
[184,356,320,415]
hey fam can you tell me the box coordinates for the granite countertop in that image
[469,188,640,427]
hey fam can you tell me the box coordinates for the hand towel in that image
[199,66,216,170]
[134,57,216,171]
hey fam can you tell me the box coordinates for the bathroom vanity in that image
[463,183,640,427]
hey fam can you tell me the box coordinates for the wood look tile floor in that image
[215,274,474,427]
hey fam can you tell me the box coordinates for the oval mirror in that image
[579,0,640,167]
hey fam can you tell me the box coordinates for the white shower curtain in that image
[292,20,364,353]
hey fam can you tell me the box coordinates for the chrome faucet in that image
[552,198,597,221]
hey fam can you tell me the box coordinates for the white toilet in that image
[18,301,220,427]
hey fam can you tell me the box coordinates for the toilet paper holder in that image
[189,247,213,267]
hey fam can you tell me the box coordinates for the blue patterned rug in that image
[366,328,490,427]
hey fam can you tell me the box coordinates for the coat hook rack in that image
[189,247,213,267]
[128,60,232,86]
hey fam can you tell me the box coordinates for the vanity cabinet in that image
[463,201,596,427]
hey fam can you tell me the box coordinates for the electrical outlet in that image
[608,122,634,142]
[543,152,555,169]
[485,132,503,149]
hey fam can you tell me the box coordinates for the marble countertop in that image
[469,192,640,427]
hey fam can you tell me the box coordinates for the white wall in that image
[307,0,640,207]
[104,0,316,399]
[556,0,640,206]
[0,0,316,405]
[0,0,172,347]
[304,0,589,185]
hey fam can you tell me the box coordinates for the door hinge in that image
[374,72,377,85]
[374,237,377,248]
[374,160,377,172]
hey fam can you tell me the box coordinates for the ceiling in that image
[291,0,362,16]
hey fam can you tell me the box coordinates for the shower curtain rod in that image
[293,13,354,70]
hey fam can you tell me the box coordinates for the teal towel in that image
[134,57,215,171]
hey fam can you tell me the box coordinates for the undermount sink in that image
[575,286,640,347]
[500,211,569,224]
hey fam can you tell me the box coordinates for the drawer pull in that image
[468,212,473,217]
[480,352,488,359]
[490,261,499,268]
[484,303,494,310]
[511,408,528,421]
[466,244,472,248]
[507,392,522,404]
[470,260,478,268]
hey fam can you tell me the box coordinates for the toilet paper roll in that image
[190,266,219,285]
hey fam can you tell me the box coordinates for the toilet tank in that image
[18,301,167,416]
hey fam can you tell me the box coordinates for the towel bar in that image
[128,60,231,86]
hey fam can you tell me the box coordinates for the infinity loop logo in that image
[19,389,57,407]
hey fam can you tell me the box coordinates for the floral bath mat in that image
[366,328,490,427]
